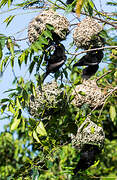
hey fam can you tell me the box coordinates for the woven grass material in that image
[71,117,105,151]
[29,81,66,118]
[28,9,69,43]
[72,80,105,108]
[73,17,103,49]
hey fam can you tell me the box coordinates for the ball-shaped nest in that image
[28,9,70,43]
[71,117,105,151]
[29,81,67,118]
[73,17,104,49]
[72,80,105,108]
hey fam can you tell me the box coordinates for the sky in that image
[0,0,116,131]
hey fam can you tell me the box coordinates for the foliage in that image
[0,0,117,179]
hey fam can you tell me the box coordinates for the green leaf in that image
[36,121,47,136]
[1,104,7,114]
[3,15,15,27]
[9,103,15,114]
[39,36,48,45]
[0,0,13,8]
[46,24,54,31]
[11,117,21,131]
[0,43,3,60]
[90,126,95,134]
[33,130,41,143]
[10,56,14,68]
[8,0,12,8]
[31,43,40,53]
[18,52,26,67]
[29,61,35,74]
[16,98,22,109]
[7,38,14,56]
[0,0,7,8]
[0,98,9,103]
[99,30,109,39]
[78,91,86,96]
[32,168,39,180]
[87,0,94,9]
[22,117,25,132]
[43,30,53,40]
[0,36,6,49]
[110,105,116,122]
[86,0,93,16]
[114,71,117,78]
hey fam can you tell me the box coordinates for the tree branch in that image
[96,70,113,82]
[67,46,117,56]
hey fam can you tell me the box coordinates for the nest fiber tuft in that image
[72,80,105,108]
[73,17,104,49]
[28,9,69,43]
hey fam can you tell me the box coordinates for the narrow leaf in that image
[36,121,47,136]
[11,117,21,131]
[0,43,3,60]
[110,105,116,122]
[114,71,117,78]
[88,0,94,9]
[33,130,41,143]
[16,98,22,109]
[43,30,53,40]
[1,104,7,114]
[9,103,15,114]
[3,15,15,27]
[7,38,14,56]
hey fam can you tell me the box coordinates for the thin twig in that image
[15,37,28,41]
[96,70,113,82]
[67,46,117,56]
[98,87,117,118]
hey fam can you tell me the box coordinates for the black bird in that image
[82,64,99,79]
[42,43,67,82]
[73,145,100,174]
[73,50,103,79]
[73,50,103,67]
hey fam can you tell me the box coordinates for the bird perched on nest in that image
[73,50,104,79]
[42,43,67,82]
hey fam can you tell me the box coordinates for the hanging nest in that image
[29,81,67,118]
[73,17,104,49]
[28,9,70,43]
[71,117,105,151]
[71,79,105,108]
[71,117,105,172]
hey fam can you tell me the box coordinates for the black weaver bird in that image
[42,43,67,82]
[82,64,99,79]
[73,145,100,174]
[73,50,103,79]
[73,50,103,66]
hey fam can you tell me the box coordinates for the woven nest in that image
[72,80,105,108]
[71,117,105,151]
[28,9,69,43]
[73,17,104,49]
[29,81,67,118]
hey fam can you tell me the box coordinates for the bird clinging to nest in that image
[42,43,67,82]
